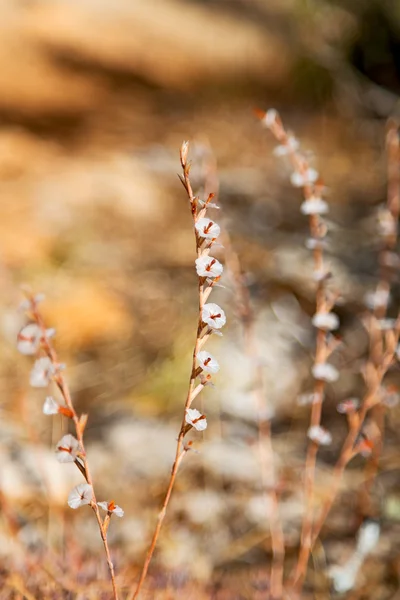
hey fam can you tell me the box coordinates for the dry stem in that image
[131,143,220,599]
[309,121,400,551]
[258,110,334,592]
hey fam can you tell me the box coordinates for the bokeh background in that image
[1,0,400,597]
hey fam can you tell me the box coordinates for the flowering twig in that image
[307,121,400,562]
[17,292,122,600]
[257,108,339,593]
[258,110,400,595]
[131,142,226,599]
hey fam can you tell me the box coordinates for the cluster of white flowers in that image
[264,112,339,459]
[187,183,227,434]
[17,304,124,521]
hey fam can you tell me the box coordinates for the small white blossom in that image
[337,398,360,414]
[98,501,124,517]
[195,256,223,278]
[312,312,339,331]
[312,362,339,382]
[290,168,319,187]
[30,357,55,387]
[329,522,380,593]
[195,218,220,240]
[202,303,226,329]
[55,434,80,463]
[17,323,42,355]
[300,197,329,215]
[185,408,207,431]
[68,483,93,509]
[297,393,318,406]
[43,396,59,415]
[356,520,380,556]
[307,425,332,445]
[273,136,299,156]
[330,563,358,593]
[262,108,278,128]
[197,350,220,374]
[305,237,327,250]
[364,289,390,310]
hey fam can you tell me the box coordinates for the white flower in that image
[68,483,93,509]
[364,288,390,310]
[307,425,332,446]
[330,564,358,593]
[98,501,124,518]
[273,136,299,156]
[300,197,329,215]
[43,396,59,415]
[312,312,339,331]
[262,108,278,128]
[195,218,220,240]
[356,520,380,556]
[195,255,223,278]
[202,303,226,329]
[55,434,80,463]
[337,398,359,414]
[290,168,319,187]
[17,323,42,355]
[305,237,327,250]
[197,350,220,374]
[185,408,207,431]
[312,363,339,382]
[30,357,55,387]
[297,393,318,406]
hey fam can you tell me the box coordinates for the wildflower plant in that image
[258,108,341,591]
[131,141,225,598]
[258,109,400,594]
[17,292,121,600]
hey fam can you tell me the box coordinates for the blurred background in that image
[1,0,400,597]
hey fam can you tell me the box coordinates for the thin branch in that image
[131,142,225,599]
[257,109,335,594]
[23,294,119,600]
